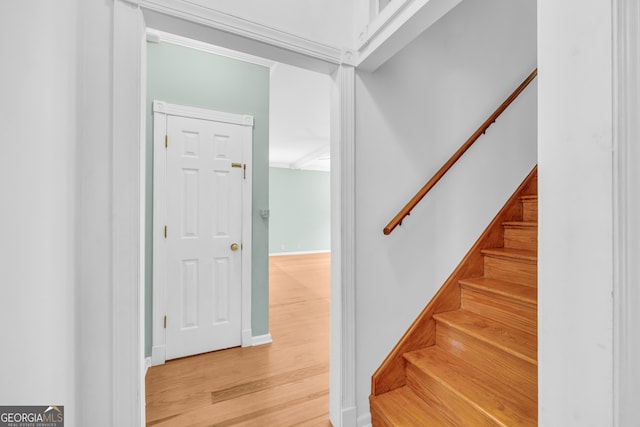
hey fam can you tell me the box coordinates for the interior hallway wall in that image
[0,1,79,424]
[146,41,270,356]
[269,167,331,254]
[353,0,537,422]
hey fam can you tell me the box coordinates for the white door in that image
[163,114,245,360]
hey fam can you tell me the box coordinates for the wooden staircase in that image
[371,169,538,426]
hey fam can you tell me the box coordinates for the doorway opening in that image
[112,5,356,424]
[144,30,333,424]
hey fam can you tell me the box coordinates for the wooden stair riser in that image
[503,224,538,251]
[370,403,392,427]
[483,256,537,286]
[461,288,537,335]
[435,323,537,398]
[405,363,499,427]
[521,197,538,222]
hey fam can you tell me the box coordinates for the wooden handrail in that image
[383,68,538,235]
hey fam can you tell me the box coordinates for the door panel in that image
[164,115,244,360]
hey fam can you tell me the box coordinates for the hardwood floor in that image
[146,252,331,426]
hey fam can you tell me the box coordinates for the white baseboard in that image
[242,328,253,347]
[269,250,331,256]
[151,345,165,366]
[357,412,372,427]
[252,333,273,346]
[144,357,152,376]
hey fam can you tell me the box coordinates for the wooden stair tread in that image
[433,309,537,364]
[502,221,537,228]
[520,195,537,201]
[481,247,537,263]
[370,386,458,426]
[459,277,537,305]
[405,346,537,426]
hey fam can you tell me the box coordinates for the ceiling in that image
[269,63,331,171]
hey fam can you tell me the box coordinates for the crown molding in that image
[138,0,356,66]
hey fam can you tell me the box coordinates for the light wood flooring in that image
[146,252,331,426]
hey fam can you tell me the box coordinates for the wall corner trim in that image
[329,64,357,427]
[613,0,640,424]
[112,1,144,426]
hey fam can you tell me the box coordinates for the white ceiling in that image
[269,63,331,171]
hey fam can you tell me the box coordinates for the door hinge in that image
[164,225,167,238]
[165,134,168,148]
[163,315,167,329]
[232,163,247,179]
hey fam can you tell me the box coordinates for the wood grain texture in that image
[482,248,537,286]
[503,222,538,251]
[521,196,538,222]
[371,167,538,396]
[434,310,537,364]
[370,387,457,427]
[146,253,331,427]
[434,319,537,400]
[460,279,537,335]
[405,347,537,426]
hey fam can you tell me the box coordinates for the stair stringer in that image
[371,166,537,397]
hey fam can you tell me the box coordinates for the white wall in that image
[187,0,356,49]
[0,1,78,424]
[538,1,614,425]
[354,0,537,422]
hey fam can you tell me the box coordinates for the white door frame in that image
[151,101,254,365]
[613,0,640,424]
[112,1,356,426]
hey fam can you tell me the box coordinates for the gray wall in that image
[269,167,331,254]
[354,0,537,421]
[146,41,270,356]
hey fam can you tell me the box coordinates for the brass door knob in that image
[230,243,239,251]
